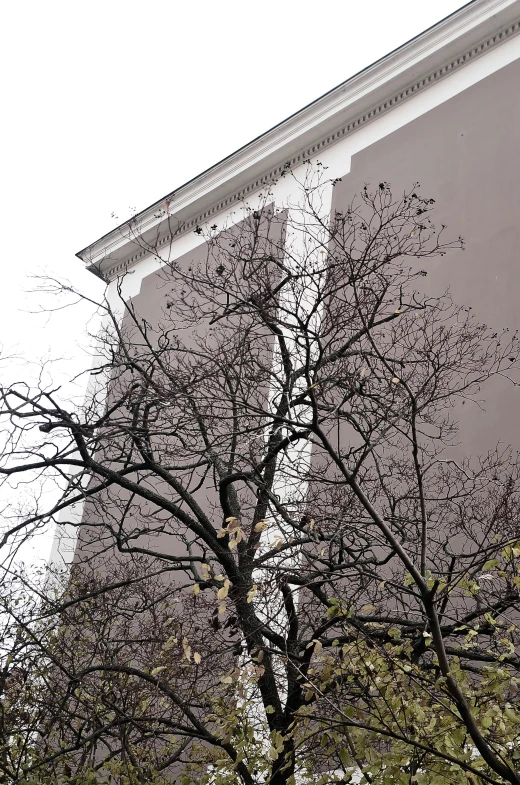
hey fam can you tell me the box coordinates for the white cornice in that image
[77,0,520,281]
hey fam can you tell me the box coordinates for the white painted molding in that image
[77,0,520,283]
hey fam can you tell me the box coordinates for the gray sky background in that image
[0,0,466,563]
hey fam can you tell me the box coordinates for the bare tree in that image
[0,567,53,785]
[1,169,519,785]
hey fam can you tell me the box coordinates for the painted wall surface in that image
[71,209,286,569]
[329,56,520,459]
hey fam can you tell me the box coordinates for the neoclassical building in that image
[40,3,520,781]
[52,0,520,566]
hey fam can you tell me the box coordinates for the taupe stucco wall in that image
[74,210,286,567]
[330,56,520,458]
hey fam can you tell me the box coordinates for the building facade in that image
[49,0,520,569]
[40,2,520,781]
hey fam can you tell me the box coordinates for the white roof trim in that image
[78,0,520,280]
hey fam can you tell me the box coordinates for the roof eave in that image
[77,0,520,279]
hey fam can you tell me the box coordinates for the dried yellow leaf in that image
[163,635,177,650]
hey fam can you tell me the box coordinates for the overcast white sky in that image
[0,0,467,563]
